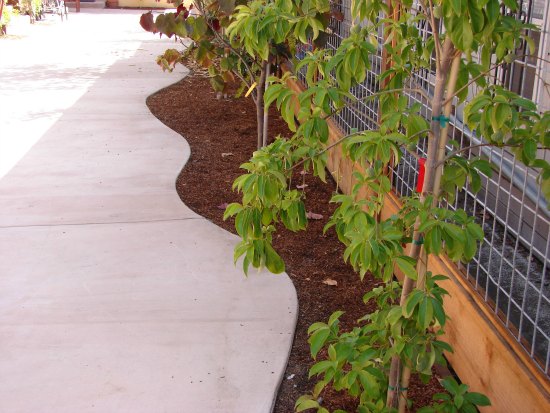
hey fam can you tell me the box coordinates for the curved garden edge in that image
[146,72,445,412]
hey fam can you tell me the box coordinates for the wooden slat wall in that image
[286,76,550,412]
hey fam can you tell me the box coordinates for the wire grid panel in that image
[296,0,383,132]
[294,0,550,375]
[391,0,550,376]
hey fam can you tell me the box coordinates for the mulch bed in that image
[147,73,443,412]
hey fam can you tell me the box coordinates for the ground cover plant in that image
[145,0,550,412]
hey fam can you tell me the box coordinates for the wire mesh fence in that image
[295,0,550,376]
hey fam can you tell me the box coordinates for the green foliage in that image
[300,274,451,411]
[142,0,332,97]
[224,139,308,274]
[417,377,491,413]
[225,0,550,410]
[142,0,338,150]
[215,0,548,411]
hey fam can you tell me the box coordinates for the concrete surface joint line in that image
[0,10,297,413]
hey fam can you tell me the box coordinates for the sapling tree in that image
[140,0,334,149]
[225,0,550,411]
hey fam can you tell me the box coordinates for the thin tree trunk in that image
[262,61,271,148]
[256,60,268,150]
[432,54,462,198]
[397,361,412,413]
[395,48,462,413]
[387,37,455,409]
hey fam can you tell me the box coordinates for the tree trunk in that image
[256,60,268,150]
[387,37,456,409]
[396,49,461,413]
[262,62,271,148]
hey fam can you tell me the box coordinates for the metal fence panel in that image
[295,0,550,376]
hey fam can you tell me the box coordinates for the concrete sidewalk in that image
[0,10,297,412]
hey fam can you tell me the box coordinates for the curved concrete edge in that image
[0,10,299,413]
[269,297,299,413]
[144,70,300,413]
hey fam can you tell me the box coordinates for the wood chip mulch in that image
[146,73,444,412]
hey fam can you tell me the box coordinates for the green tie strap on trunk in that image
[432,115,450,127]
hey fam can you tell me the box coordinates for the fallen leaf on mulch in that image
[221,152,234,157]
[322,278,338,286]
[296,184,308,189]
[217,203,229,210]
[307,212,324,220]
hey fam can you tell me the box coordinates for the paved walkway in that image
[0,10,297,412]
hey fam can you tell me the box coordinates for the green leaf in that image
[416,348,436,375]
[485,0,500,25]
[295,396,320,412]
[395,256,418,280]
[309,327,330,359]
[464,392,491,406]
[328,310,344,327]
[265,242,285,274]
[315,158,327,182]
[441,377,460,395]
[469,169,481,193]
[308,322,328,334]
[403,290,423,318]
[468,0,484,33]
[443,223,466,243]
[432,298,446,326]
[523,139,537,164]
[223,203,243,220]
[451,0,466,14]
[471,159,493,176]
[455,394,464,408]
[387,306,403,325]
[309,360,334,377]
[502,0,518,11]
[495,103,512,128]
[418,296,434,329]
[433,339,454,353]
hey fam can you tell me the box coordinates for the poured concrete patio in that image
[0,10,297,412]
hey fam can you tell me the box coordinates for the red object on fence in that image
[416,158,426,193]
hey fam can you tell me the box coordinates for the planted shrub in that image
[224,0,550,411]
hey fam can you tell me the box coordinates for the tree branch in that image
[323,88,431,120]
[423,0,442,71]
[441,53,550,106]
[435,142,550,167]
[193,1,257,98]
[289,128,430,172]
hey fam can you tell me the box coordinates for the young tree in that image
[225,0,550,411]
[141,0,334,149]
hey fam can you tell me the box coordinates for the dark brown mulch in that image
[146,73,443,412]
